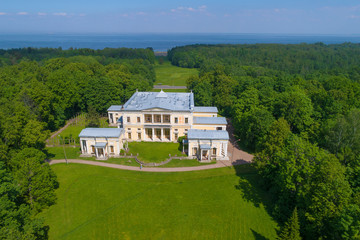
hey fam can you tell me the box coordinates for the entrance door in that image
[202,150,208,160]
[98,148,104,158]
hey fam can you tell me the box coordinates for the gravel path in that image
[48,159,244,172]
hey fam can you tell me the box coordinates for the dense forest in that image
[169,43,360,239]
[0,48,155,238]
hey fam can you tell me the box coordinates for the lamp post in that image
[59,134,68,164]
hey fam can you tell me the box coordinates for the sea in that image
[1,33,360,52]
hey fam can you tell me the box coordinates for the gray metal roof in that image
[194,117,227,125]
[95,142,107,148]
[79,128,123,138]
[121,91,194,112]
[200,144,211,149]
[188,129,229,140]
[193,106,218,113]
[108,105,123,111]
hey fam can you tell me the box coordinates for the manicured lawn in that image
[154,61,198,86]
[160,159,216,168]
[48,116,113,145]
[127,142,186,163]
[41,164,278,240]
[45,146,82,159]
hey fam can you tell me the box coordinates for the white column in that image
[170,129,172,142]
[95,147,99,158]
[80,139,84,153]
[161,128,163,141]
[152,128,155,141]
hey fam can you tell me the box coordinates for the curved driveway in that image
[49,158,249,172]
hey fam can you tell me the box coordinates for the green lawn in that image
[41,164,278,240]
[160,159,216,168]
[154,61,198,86]
[127,142,186,163]
[48,116,112,145]
[45,146,82,159]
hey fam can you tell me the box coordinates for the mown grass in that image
[127,142,186,163]
[41,164,278,240]
[48,116,112,145]
[159,159,216,168]
[154,61,198,86]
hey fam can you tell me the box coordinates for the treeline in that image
[171,44,360,239]
[168,43,360,77]
[0,47,156,66]
[0,49,155,238]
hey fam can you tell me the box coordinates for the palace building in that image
[79,90,229,161]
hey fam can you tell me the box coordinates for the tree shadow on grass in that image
[251,229,270,240]
[233,164,276,219]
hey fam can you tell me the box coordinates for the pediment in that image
[142,107,171,112]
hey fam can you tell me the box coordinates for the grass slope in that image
[42,164,278,240]
[154,61,198,86]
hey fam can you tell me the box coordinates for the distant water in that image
[0,33,360,51]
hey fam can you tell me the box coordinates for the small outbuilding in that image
[187,129,229,161]
[79,128,124,160]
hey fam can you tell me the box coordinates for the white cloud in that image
[53,12,67,16]
[17,12,28,15]
[38,12,47,16]
[0,12,7,15]
[171,5,208,13]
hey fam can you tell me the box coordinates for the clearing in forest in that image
[154,60,198,86]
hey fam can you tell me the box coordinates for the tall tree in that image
[10,148,58,213]
[278,208,301,240]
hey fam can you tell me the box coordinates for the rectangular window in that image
[127,117,130,123]
[128,128,131,131]
[128,133,132,139]
[137,117,141,123]
[164,128,170,140]
[145,114,152,123]
[138,133,141,140]
[137,128,141,131]
[174,117,178,124]
[212,148,217,155]
[110,146,114,153]
[154,114,161,123]
[174,133,178,141]
[193,147,198,156]
[185,117,188,124]
[91,145,95,154]
[163,115,170,123]
[216,127,223,130]
[174,129,178,132]
[146,128,153,138]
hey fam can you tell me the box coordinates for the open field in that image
[154,61,198,86]
[41,164,278,239]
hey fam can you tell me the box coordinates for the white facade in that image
[80,91,229,161]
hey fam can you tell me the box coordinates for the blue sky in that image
[1,0,360,34]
